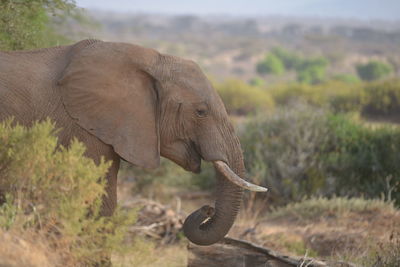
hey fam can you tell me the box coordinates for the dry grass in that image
[112,239,188,267]
[0,230,58,267]
[229,196,400,265]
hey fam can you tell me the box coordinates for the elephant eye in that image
[196,108,208,117]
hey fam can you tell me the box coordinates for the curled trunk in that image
[183,135,246,246]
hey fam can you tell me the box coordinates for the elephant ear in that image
[58,42,160,169]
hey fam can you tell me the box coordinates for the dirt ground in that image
[117,176,400,265]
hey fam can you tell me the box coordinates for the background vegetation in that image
[0,1,399,265]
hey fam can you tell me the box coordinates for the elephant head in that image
[58,40,267,245]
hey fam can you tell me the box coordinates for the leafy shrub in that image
[0,119,137,265]
[270,47,302,70]
[332,74,361,83]
[325,114,400,205]
[0,0,78,50]
[215,79,274,115]
[272,83,327,107]
[249,77,265,87]
[240,103,331,204]
[239,104,400,206]
[256,54,285,75]
[361,78,400,116]
[122,158,216,198]
[356,60,393,81]
[326,81,364,113]
[271,81,364,113]
[296,57,329,84]
[257,47,329,84]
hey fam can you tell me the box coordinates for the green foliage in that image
[256,54,285,75]
[356,60,393,81]
[271,80,366,113]
[272,83,326,107]
[270,47,302,70]
[124,158,194,196]
[123,158,216,195]
[325,114,400,204]
[215,79,274,115]
[239,104,400,205]
[257,47,329,84]
[249,77,265,87]
[240,103,330,204]
[0,0,89,50]
[332,74,361,83]
[326,81,364,113]
[0,119,137,265]
[296,57,329,84]
[362,79,400,116]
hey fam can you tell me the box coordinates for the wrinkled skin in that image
[0,40,257,247]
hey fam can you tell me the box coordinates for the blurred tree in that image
[249,77,265,87]
[215,79,274,115]
[297,57,329,84]
[256,54,285,75]
[0,0,82,50]
[356,61,393,81]
[332,74,361,83]
[270,47,302,70]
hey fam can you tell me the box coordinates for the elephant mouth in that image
[186,141,201,173]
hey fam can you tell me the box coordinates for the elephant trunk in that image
[182,135,267,246]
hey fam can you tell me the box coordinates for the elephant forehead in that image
[165,78,214,103]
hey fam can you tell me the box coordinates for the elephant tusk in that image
[213,160,268,192]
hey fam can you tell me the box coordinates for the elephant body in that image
[0,40,266,247]
[0,40,119,215]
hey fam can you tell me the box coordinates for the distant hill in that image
[75,11,400,81]
[76,0,400,21]
[291,0,400,21]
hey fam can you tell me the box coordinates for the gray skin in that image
[0,40,246,246]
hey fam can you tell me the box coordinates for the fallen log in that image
[188,237,357,267]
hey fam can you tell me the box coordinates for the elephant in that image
[0,39,267,247]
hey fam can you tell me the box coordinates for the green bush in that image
[271,79,400,116]
[271,81,364,113]
[256,54,285,75]
[272,83,327,107]
[356,60,393,81]
[361,79,400,116]
[332,74,361,84]
[240,103,330,204]
[0,119,137,265]
[270,47,302,70]
[325,114,400,205]
[215,79,274,115]
[296,57,329,84]
[326,81,364,113]
[249,77,265,87]
[239,104,400,206]
[257,48,329,84]
[122,158,216,197]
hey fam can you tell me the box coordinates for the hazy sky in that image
[75,0,400,21]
